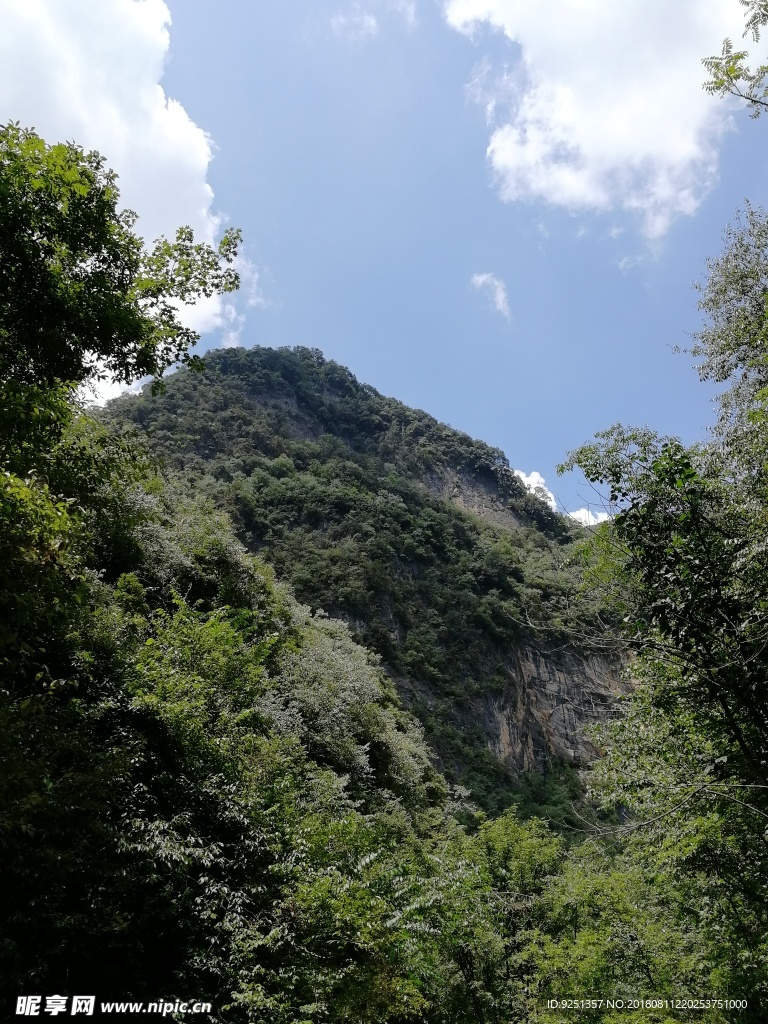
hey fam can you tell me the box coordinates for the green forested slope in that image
[4,122,766,1022]
[102,346,610,809]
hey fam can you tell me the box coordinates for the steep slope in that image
[103,346,626,809]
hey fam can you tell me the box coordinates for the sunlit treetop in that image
[703,0,768,115]
[0,121,240,389]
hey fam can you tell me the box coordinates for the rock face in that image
[423,472,627,773]
[424,467,523,532]
[482,646,630,771]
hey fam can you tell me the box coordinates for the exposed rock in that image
[483,646,630,770]
[423,467,523,531]
[417,471,627,772]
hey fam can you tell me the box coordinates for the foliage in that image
[2,395,654,1022]
[559,206,768,1015]
[101,345,610,809]
[0,124,578,1021]
[0,117,240,701]
[0,121,240,391]
[703,1,768,115]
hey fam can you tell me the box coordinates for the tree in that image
[703,1,768,115]
[689,202,768,469]
[558,205,768,1012]
[0,121,241,686]
[0,121,240,393]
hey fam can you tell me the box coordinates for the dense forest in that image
[101,344,616,814]
[5,16,768,1015]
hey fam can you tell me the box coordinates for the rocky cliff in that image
[424,466,523,532]
[485,646,629,770]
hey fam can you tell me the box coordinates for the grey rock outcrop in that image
[481,645,630,770]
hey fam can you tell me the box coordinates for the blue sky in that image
[3,0,768,520]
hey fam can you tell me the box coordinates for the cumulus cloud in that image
[471,271,511,319]
[568,507,610,527]
[444,0,745,237]
[0,0,250,397]
[514,471,612,525]
[514,469,556,510]
[1,1,215,248]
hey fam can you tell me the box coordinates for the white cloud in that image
[514,471,612,523]
[0,0,251,397]
[234,253,268,310]
[444,0,745,237]
[514,469,556,510]
[219,304,247,350]
[331,5,379,41]
[471,271,511,319]
[568,507,610,527]
[0,0,215,246]
[79,374,145,408]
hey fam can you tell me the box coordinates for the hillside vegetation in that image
[102,345,612,810]
[4,121,768,1021]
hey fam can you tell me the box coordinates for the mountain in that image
[102,345,626,810]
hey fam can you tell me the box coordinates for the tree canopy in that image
[703,1,768,114]
[0,122,240,391]
[560,205,768,1011]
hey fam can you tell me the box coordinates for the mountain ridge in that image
[102,344,626,809]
